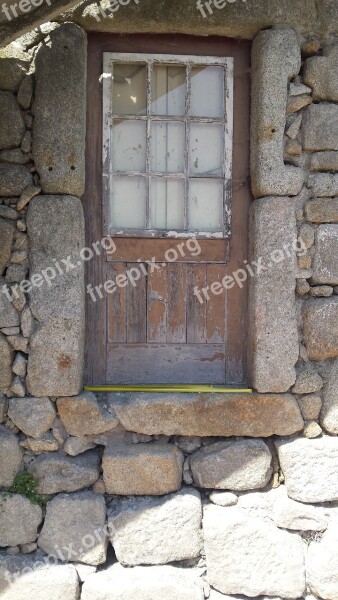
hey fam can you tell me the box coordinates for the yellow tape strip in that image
[84,385,253,394]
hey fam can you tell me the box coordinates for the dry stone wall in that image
[0,19,338,600]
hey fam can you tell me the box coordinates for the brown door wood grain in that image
[84,34,251,386]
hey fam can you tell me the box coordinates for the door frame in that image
[83,33,251,386]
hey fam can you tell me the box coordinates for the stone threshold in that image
[85,385,253,393]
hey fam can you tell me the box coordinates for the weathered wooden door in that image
[84,35,251,386]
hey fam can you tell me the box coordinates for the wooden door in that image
[84,34,251,387]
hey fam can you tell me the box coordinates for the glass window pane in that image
[150,122,185,173]
[112,120,146,172]
[190,123,224,175]
[150,178,185,230]
[112,63,147,115]
[111,177,146,229]
[188,179,223,231]
[152,65,186,116]
[190,66,224,118]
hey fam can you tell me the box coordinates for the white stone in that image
[0,556,80,600]
[307,519,338,599]
[82,563,204,600]
[0,494,42,547]
[108,488,202,565]
[209,492,238,507]
[271,486,328,531]
[276,436,338,503]
[203,505,305,598]
[321,359,338,434]
[190,439,272,491]
[38,491,107,566]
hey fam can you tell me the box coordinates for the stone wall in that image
[1,18,338,600]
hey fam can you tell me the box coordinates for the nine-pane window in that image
[102,53,233,238]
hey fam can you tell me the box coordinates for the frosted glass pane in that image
[190,66,224,118]
[190,123,223,175]
[189,179,223,231]
[150,179,185,230]
[150,122,185,173]
[112,63,147,115]
[152,65,185,116]
[112,120,146,172]
[111,177,146,229]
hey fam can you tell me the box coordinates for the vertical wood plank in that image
[127,262,147,342]
[206,264,227,343]
[167,264,187,343]
[107,263,127,343]
[186,264,207,343]
[147,266,167,342]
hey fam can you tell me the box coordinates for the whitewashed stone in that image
[33,24,87,196]
[307,519,338,599]
[303,298,338,360]
[304,42,338,101]
[0,494,42,547]
[57,393,118,436]
[249,197,299,392]
[303,104,338,151]
[8,397,55,438]
[38,491,107,566]
[276,436,338,503]
[271,486,328,531]
[0,556,79,600]
[82,563,204,600]
[190,439,272,491]
[31,450,100,494]
[251,29,303,197]
[0,425,22,487]
[103,443,184,495]
[204,505,305,598]
[209,492,238,507]
[110,393,303,437]
[26,195,85,397]
[292,364,323,394]
[303,421,323,438]
[108,488,202,565]
[321,359,338,434]
[313,225,338,286]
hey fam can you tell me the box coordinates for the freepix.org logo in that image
[1,0,52,21]
[196,0,247,19]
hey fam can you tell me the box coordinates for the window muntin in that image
[103,53,233,238]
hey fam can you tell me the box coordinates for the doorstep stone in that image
[109,393,304,437]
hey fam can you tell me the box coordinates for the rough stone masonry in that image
[1,3,338,599]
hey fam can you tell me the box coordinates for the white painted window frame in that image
[102,52,234,239]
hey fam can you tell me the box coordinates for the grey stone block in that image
[190,439,272,491]
[304,42,338,101]
[0,425,22,488]
[249,197,298,392]
[0,165,33,197]
[31,450,100,494]
[306,198,338,223]
[0,333,13,390]
[26,195,85,397]
[33,24,87,196]
[303,103,338,151]
[303,298,338,360]
[0,92,25,151]
[0,494,42,547]
[108,488,202,565]
[38,491,107,566]
[8,397,56,439]
[57,393,118,436]
[320,359,338,434]
[313,225,338,285]
[251,28,304,197]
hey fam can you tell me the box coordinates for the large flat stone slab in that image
[33,24,86,196]
[26,195,85,397]
[38,491,107,566]
[103,443,183,495]
[307,519,338,599]
[82,563,204,600]
[303,298,338,360]
[0,494,42,547]
[190,439,272,491]
[276,436,338,503]
[109,393,304,437]
[249,197,298,392]
[203,505,305,598]
[108,488,202,565]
